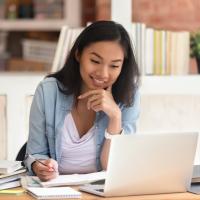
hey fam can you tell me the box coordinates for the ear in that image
[75,50,80,62]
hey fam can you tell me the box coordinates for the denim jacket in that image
[24,77,140,174]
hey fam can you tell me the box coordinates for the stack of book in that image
[131,22,190,75]
[33,0,63,19]
[0,160,26,190]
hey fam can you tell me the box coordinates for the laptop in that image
[80,132,198,197]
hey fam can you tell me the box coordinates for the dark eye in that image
[111,65,119,68]
[91,59,100,64]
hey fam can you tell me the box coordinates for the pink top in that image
[58,113,97,174]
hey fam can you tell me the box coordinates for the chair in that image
[16,142,27,162]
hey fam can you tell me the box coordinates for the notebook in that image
[32,171,106,187]
[80,132,198,197]
[0,168,26,185]
[27,187,81,199]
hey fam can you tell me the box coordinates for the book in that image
[0,174,21,185]
[0,168,26,179]
[51,26,68,73]
[27,187,81,199]
[0,180,21,190]
[0,188,25,195]
[0,160,23,174]
[32,171,106,187]
[0,168,26,186]
[145,28,154,75]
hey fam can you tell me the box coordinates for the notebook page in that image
[33,171,106,187]
[27,187,81,199]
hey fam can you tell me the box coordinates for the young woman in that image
[24,20,140,181]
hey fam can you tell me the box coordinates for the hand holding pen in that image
[29,154,59,181]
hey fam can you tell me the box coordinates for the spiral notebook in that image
[27,187,81,199]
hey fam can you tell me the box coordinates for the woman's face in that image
[78,41,124,93]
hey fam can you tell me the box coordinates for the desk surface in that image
[0,188,200,200]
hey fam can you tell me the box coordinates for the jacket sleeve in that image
[121,90,140,134]
[24,83,50,175]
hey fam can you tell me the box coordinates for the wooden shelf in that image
[0,19,69,31]
[0,0,81,31]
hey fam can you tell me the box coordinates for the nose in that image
[96,65,109,79]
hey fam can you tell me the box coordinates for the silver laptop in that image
[80,132,198,197]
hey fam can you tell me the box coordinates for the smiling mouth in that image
[90,76,105,87]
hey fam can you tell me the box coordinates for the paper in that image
[32,171,106,187]
[27,187,81,199]
[0,168,26,179]
[0,160,23,174]
[0,180,21,190]
[21,176,41,188]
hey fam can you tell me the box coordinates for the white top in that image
[58,113,97,174]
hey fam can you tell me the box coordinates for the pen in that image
[28,154,57,172]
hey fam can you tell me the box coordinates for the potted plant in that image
[190,32,200,73]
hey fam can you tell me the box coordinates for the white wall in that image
[137,76,200,164]
[0,72,45,160]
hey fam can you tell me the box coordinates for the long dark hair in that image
[48,20,140,106]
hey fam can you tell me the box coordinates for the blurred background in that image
[0,0,200,73]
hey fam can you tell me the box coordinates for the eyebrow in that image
[90,52,123,62]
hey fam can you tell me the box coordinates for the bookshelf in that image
[0,19,70,31]
[0,0,81,30]
[0,0,81,72]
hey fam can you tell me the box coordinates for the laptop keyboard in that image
[90,179,105,185]
[95,189,104,192]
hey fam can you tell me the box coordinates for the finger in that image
[91,104,102,112]
[38,167,58,176]
[90,99,102,111]
[38,174,49,181]
[87,94,101,110]
[37,162,51,171]
[44,159,58,172]
[39,173,56,181]
[46,160,57,169]
[38,170,55,176]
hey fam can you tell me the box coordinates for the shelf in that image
[141,75,200,94]
[0,19,69,31]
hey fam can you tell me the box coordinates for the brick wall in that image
[95,0,111,21]
[132,0,200,31]
[95,0,200,31]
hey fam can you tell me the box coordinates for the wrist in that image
[109,108,121,121]
[104,129,123,140]
[31,161,37,175]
